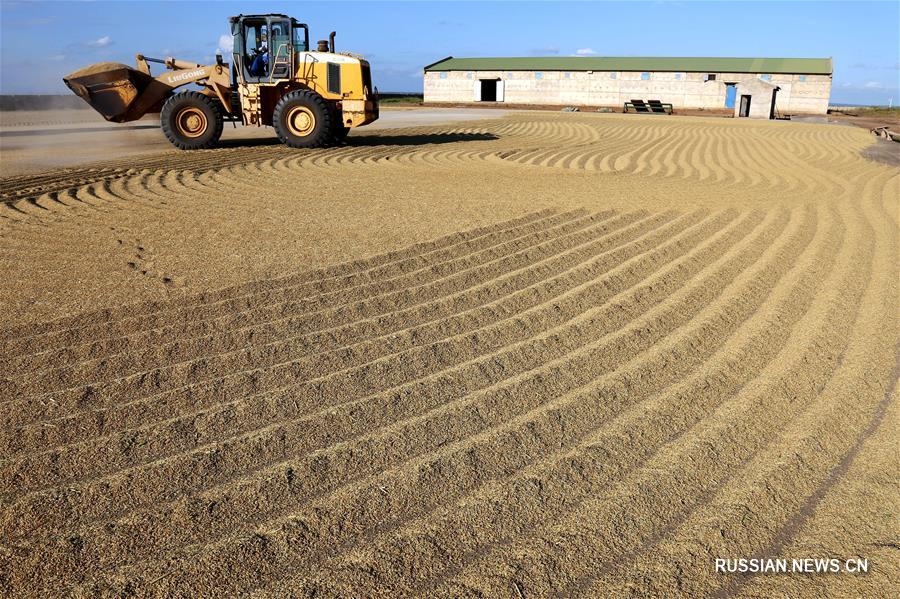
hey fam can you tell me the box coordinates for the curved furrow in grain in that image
[242,205,794,597]
[0,209,622,404]
[0,208,567,351]
[734,128,784,189]
[100,198,819,598]
[587,121,658,173]
[658,123,691,179]
[440,171,882,598]
[636,126,685,178]
[0,213,568,346]
[701,123,730,185]
[750,134,817,195]
[580,128,651,173]
[610,126,673,174]
[0,211,699,493]
[6,209,746,594]
[427,207,845,597]
[714,127,753,188]
[728,175,898,599]
[254,200,823,598]
[0,212,665,432]
[4,216,680,455]
[576,173,893,599]
[0,211,712,540]
[678,123,708,181]
[1,209,582,377]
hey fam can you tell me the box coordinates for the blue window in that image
[610,72,617,80]
[564,72,570,79]
[641,72,650,80]
[535,71,543,79]
[799,75,807,82]
[507,71,513,78]
[466,72,472,79]
[675,73,682,80]
[439,72,447,79]
[761,74,771,81]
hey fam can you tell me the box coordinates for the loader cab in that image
[229,14,307,84]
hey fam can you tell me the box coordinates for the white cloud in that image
[575,48,597,56]
[218,34,234,54]
[86,35,111,48]
[863,81,884,89]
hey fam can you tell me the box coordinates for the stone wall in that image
[424,70,832,115]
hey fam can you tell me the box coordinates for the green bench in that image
[624,99,674,114]
[648,99,674,114]
[624,99,651,113]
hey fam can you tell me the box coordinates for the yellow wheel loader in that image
[63,13,378,150]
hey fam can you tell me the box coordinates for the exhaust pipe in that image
[329,31,336,53]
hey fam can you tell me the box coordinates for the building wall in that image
[423,70,831,114]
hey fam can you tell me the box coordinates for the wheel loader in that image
[63,13,378,149]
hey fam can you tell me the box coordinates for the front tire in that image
[333,124,351,143]
[273,90,332,148]
[160,91,223,150]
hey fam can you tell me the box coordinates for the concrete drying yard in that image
[0,109,897,598]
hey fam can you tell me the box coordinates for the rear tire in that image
[160,91,223,150]
[273,90,332,148]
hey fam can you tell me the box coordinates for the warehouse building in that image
[423,56,832,116]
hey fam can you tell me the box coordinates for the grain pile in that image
[0,112,897,598]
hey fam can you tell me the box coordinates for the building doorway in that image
[739,95,752,117]
[480,79,498,102]
[724,83,737,109]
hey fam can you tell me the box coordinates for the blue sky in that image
[1,0,898,104]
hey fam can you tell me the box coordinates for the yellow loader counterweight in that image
[63,13,378,150]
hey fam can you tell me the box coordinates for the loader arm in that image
[63,54,232,123]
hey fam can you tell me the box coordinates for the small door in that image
[496,80,505,102]
[739,95,752,117]
[724,83,737,109]
[480,79,497,102]
[473,80,481,102]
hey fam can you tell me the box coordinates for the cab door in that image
[269,19,292,80]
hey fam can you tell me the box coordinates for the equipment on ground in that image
[63,13,378,149]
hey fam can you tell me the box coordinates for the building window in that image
[641,72,650,80]
[466,72,472,79]
[675,73,682,80]
[799,75,807,82]
[610,72,617,79]
[439,72,447,79]
[705,73,717,81]
[564,71,571,79]
[761,74,771,81]
[507,71,513,78]
[535,71,543,79]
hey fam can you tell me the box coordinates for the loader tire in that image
[273,90,332,148]
[332,124,351,143]
[328,105,351,143]
[160,91,224,150]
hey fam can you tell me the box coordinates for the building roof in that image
[423,56,833,75]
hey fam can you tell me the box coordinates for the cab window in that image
[293,25,307,51]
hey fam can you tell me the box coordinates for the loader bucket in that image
[63,62,155,123]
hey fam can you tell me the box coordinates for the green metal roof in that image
[424,56,833,75]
